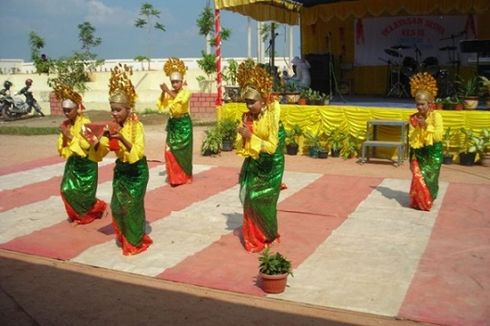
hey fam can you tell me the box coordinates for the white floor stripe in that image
[72,171,322,276]
[0,159,114,191]
[0,165,211,244]
[275,178,448,317]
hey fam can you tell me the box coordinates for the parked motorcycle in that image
[0,80,13,118]
[1,79,45,120]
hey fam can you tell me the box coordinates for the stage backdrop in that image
[354,15,476,67]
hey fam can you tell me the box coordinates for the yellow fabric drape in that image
[220,103,490,157]
[302,0,490,24]
[215,0,301,25]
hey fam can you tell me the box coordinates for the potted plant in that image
[460,75,481,109]
[442,127,455,164]
[451,96,464,111]
[284,125,302,155]
[476,128,490,167]
[340,134,361,159]
[258,248,293,294]
[434,97,444,110]
[201,125,222,156]
[458,127,478,166]
[218,118,238,151]
[283,82,301,104]
[223,59,240,102]
[328,128,346,157]
[304,132,321,158]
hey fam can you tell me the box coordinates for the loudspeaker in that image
[305,53,330,95]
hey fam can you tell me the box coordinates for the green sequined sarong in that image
[166,114,193,176]
[111,157,149,246]
[412,142,443,200]
[239,123,285,240]
[60,156,98,216]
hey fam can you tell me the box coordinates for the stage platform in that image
[219,100,490,158]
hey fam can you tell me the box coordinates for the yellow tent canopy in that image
[301,0,490,24]
[215,0,302,25]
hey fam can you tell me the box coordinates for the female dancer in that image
[102,64,153,255]
[408,72,443,211]
[235,64,285,253]
[157,57,193,186]
[56,83,106,224]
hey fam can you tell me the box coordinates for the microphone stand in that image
[326,33,345,102]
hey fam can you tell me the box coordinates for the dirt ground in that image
[1,112,489,184]
[0,113,488,326]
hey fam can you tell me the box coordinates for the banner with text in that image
[354,15,477,67]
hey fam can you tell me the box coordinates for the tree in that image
[78,22,102,60]
[77,22,104,73]
[134,2,166,68]
[29,31,50,74]
[195,5,231,82]
[134,55,151,71]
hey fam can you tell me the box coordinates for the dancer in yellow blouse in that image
[56,83,106,225]
[408,72,444,211]
[235,63,285,253]
[157,57,193,186]
[99,64,152,255]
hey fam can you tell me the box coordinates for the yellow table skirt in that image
[218,103,490,158]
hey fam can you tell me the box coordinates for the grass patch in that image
[0,126,59,135]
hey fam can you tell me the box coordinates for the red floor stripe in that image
[398,183,490,326]
[159,175,383,296]
[0,156,62,176]
[0,162,117,213]
[0,166,239,260]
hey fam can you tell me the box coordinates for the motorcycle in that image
[1,94,45,120]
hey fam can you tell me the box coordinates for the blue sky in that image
[0,0,300,61]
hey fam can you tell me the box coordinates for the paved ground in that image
[0,114,489,326]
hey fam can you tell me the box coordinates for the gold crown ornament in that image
[53,82,83,109]
[237,62,273,103]
[163,57,186,81]
[108,64,137,108]
[409,72,438,100]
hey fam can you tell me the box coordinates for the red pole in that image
[215,8,223,106]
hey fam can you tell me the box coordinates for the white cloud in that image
[85,0,134,27]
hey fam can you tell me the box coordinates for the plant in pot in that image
[304,132,321,158]
[460,75,481,109]
[340,134,361,159]
[218,118,238,151]
[283,82,301,104]
[476,128,490,167]
[434,97,444,110]
[258,248,293,294]
[458,127,478,166]
[284,125,302,155]
[442,127,455,164]
[201,125,222,156]
[223,59,240,102]
[328,128,346,157]
[451,95,464,111]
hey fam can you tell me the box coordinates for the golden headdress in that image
[409,72,438,100]
[237,61,273,103]
[109,64,136,108]
[52,81,83,109]
[164,57,186,81]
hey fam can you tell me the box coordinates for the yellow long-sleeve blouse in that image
[156,89,191,117]
[57,115,104,162]
[409,110,443,149]
[99,119,146,164]
[235,101,280,160]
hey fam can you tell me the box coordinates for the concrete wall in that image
[0,57,292,114]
